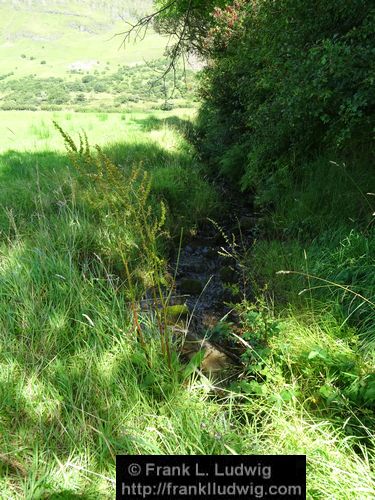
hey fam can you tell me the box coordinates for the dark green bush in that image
[196,0,375,198]
[75,93,86,103]
[93,82,107,93]
[82,75,95,84]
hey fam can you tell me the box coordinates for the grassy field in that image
[0,109,197,152]
[0,110,219,498]
[0,1,196,112]
[0,110,374,498]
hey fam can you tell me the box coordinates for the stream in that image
[170,208,258,377]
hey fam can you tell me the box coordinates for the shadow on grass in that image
[134,114,197,142]
[0,138,220,495]
[46,492,93,499]
[0,136,217,234]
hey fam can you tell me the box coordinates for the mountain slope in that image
[0,0,164,78]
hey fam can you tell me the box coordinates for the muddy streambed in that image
[168,214,258,377]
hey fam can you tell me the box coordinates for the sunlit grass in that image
[0,108,197,153]
[0,109,373,498]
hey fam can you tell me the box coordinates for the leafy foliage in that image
[194,0,375,198]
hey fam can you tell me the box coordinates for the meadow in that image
[0,109,197,152]
[0,108,374,498]
[0,108,218,497]
[0,0,195,112]
[0,0,160,79]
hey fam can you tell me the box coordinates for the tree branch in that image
[115,0,179,48]
[116,0,194,99]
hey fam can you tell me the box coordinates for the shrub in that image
[195,1,375,199]
[93,82,107,93]
[82,75,94,84]
[75,93,86,103]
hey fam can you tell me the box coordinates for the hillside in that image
[0,0,197,111]
[0,0,159,78]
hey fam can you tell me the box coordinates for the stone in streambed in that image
[182,258,206,273]
[191,262,206,273]
[182,331,233,374]
[189,238,216,249]
[179,278,203,295]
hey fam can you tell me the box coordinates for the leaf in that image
[142,373,156,388]
[280,389,294,401]
[319,384,337,400]
[362,378,375,404]
[239,380,267,396]
[82,313,94,327]
[308,348,328,361]
[182,350,205,379]
[130,351,148,367]
[308,350,319,359]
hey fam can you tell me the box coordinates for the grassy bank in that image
[0,111,218,497]
[232,147,375,499]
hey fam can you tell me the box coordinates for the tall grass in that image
[230,147,375,499]
[0,116,373,498]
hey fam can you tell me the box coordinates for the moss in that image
[165,304,189,321]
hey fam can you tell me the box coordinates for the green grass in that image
[0,108,197,152]
[228,132,375,500]
[0,110,219,497]
[0,1,163,79]
[0,110,374,498]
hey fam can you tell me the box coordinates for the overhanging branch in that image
[116,0,194,99]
